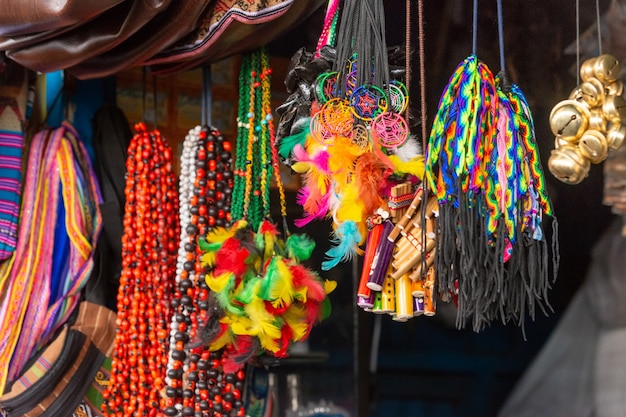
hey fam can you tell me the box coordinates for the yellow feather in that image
[269,258,295,309]
[388,154,425,178]
[292,161,329,196]
[229,315,256,336]
[201,251,216,268]
[206,271,233,293]
[324,280,338,294]
[205,220,248,244]
[283,305,309,341]
[209,320,234,351]
[328,135,363,175]
[335,182,365,223]
[292,286,308,303]
[244,297,282,352]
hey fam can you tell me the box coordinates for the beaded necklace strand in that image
[103,122,180,416]
[163,125,243,417]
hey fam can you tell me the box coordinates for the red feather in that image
[275,324,293,358]
[264,300,289,315]
[289,263,326,302]
[223,335,257,373]
[215,237,250,277]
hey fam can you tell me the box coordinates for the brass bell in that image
[548,146,591,185]
[555,136,570,148]
[549,99,591,142]
[607,80,624,97]
[607,122,626,150]
[580,57,597,82]
[602,94,626,123]
[589,108,608,132]
[578,78,606,107]
[578,129,609,164]
[594,54,621,84]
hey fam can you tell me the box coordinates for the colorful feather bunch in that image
[425,54,558,330]
[199,219,336,372]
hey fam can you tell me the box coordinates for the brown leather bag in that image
[67,0,214,80]
[6,0,173,73]
[0,0,125,36]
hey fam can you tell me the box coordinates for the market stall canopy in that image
[0,0,325,79]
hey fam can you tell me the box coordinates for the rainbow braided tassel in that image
[425,55,558,331]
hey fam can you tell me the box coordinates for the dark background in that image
[266,1,617,416]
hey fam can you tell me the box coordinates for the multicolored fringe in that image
[425,55,558,331]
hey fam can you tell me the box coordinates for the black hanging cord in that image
[202,66,212,127]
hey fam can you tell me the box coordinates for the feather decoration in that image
[234,275,261,305]
[266,256,295,308]
[285,233,316,262]
[388,154,425,178]
[292,142,330,171]
[326,136,362,190]
[223,335,258,373]
[289,263,323,303]
[394,135,423,161]
[294,181,331,227]
[255,220,280,261]
[207,271,235,294]
[209,322,233,351]
[214,237,251,278]
[322,220,363,270]
[282,304,310,341]
[213,275,244,316]
[334,181,365,223]
[242,297,282,352]
[200,251,216,269]
[354,152,391,215]
[199,220,248,251]
[275,323,293,358]
[278,118,311,162]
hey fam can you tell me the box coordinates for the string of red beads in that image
[103,122,180,416]
[163,125,244,417]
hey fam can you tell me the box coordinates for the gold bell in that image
[602,94,626,123]
[589,108,608,132]
[554,136,570,149]
[548,145,591,185]
[607,122,626,150]
[580,57,597,82]
[607,80,624,97]
[578,78,606,107]
[578,129,609,164]
[549,99,591,142]
[593,54,621,84]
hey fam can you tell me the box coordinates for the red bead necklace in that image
[164,125,242,417]
[104,122,180,416]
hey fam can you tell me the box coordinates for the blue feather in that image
[322,221,362,270]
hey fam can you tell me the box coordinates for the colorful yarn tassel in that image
[425,55,558,331]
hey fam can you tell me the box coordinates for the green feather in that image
[320,297,332,320]
[278,118,310,160]
[286,233,316,262]
[198,237,211,252]
[214,277,244,316]
[235,276,261,305]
